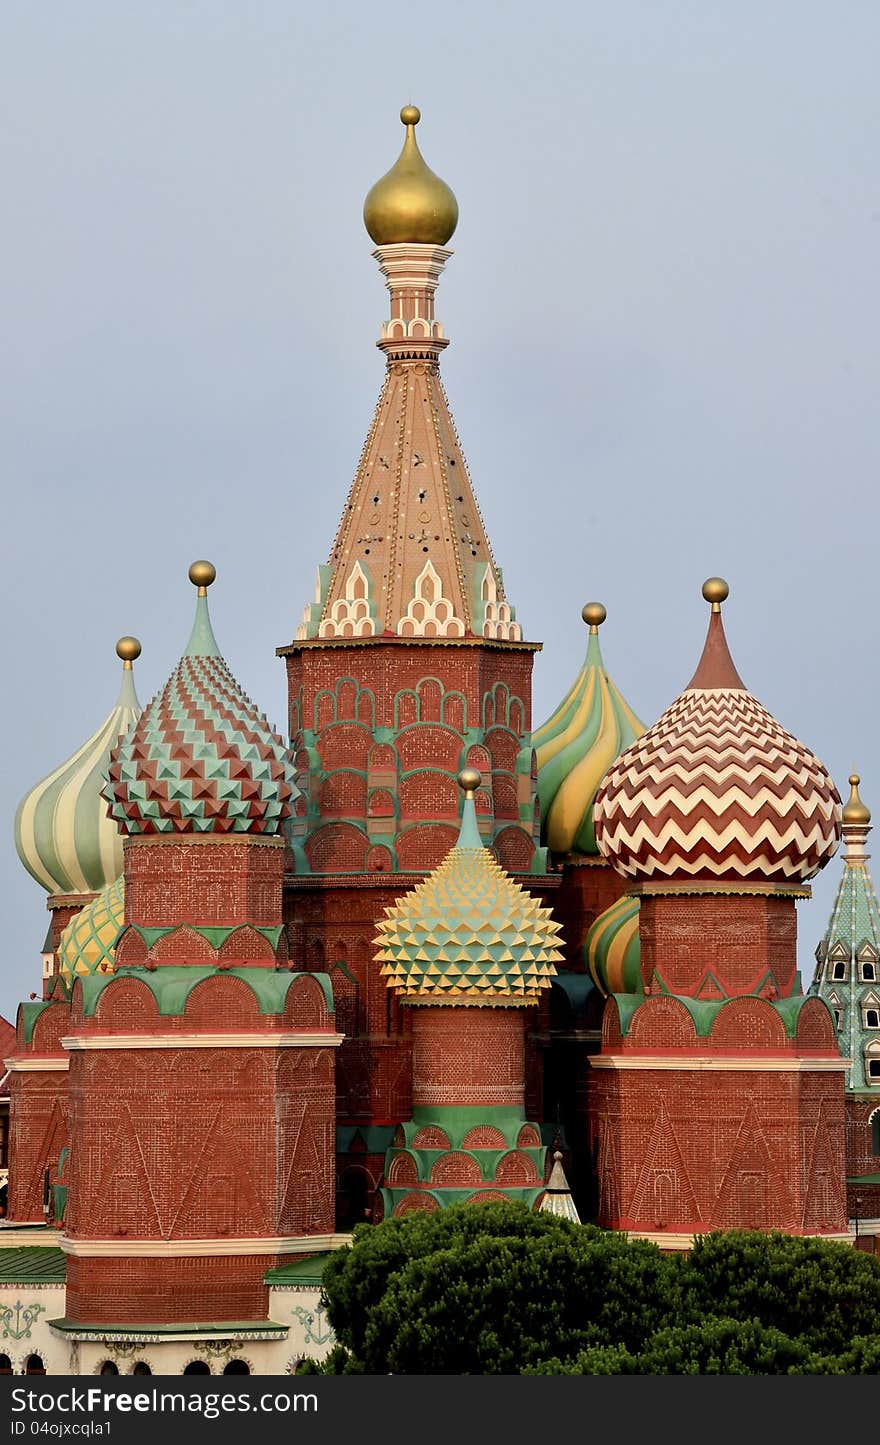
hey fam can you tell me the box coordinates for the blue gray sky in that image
[2,2,878,1016]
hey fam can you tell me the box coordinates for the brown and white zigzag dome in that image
[593,581,842,885]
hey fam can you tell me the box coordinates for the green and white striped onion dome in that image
[584,893,642,997]
[14,642,142,894]
[534,604,644,858]
[58,876,125,991]
[376,772,564,1005]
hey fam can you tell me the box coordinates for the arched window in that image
[866,1008,880,1030]
[862,962,876,982]
[131,1362,152,1376]
[99,1361,119,1376]
[223,1360,250,1375]
[183,1361,211,1375]
[0,1354,12,1375]
[24,1355,45,1375]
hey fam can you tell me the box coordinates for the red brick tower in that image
[277,108,546,1215]
[589,578,849,1241]
[56,563,340,1346]
[375,770,563,1216]
[6,639,143,1223]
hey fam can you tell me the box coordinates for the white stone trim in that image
[61,1233,352,1258]
[589,1055,850,1072]
[4,1055,68,1072]
[60,1032,343,1052]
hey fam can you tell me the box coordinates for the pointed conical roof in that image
[813,773,880,1092]
[594,580,841,884]
[15,639,142,894]
[104,563,297,836]
[538,1151,581,1224]
[290,108,522,649]
[534,603,645,857]
[375,770,563,1004]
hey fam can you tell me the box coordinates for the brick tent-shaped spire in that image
[295,107,521,645]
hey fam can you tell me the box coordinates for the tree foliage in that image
[315,1201,880,1374]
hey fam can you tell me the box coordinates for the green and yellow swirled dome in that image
[584,894,642,997]
[534,604,645,858]
[376,771,563,1005]
[14,640,142,895]
[58,875,125,991]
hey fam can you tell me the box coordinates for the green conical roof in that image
[376,779,563,1005]
[14,647,142,894]
[534,607,644,857]
[103,568,297,836]
[812,776,880,1092]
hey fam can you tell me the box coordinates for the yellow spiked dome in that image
[57,876,125,992]
[375,772,563,1005]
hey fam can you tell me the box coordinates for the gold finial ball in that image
[582,602,607,629]
[115,636,142,663]
[188,560,216,589]
[843,773,871,826]
[400,105,421,126]
[702,577,729,607]
[458,767,482,796]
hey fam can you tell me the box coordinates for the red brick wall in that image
[411,1005,525,1108]
[64,1254,274,1325]
[550,861,629,970]
[125,836,283,929]
[639,893,798,997]
[5,1000,70,1223]
[590,1055,847,1234]
[63,969,336,1325]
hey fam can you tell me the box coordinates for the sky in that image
[2,2,878,1018]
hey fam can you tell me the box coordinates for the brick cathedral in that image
[2,107,878,1375]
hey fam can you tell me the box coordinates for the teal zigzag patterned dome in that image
[103,563,297,836]
[534,604,645,858]
[15,639,142,894]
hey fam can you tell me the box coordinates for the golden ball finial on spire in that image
[363,105,459,246]
[843,772,871,826]
[115,636,142,669]
[458,767,482,797]
[582,602,606,633]
[188,560,216,596]
[702,577,729,613]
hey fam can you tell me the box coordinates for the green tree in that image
[316,1203,880,1374]
[321,1201,673,1373]
[673,1230,880,1356]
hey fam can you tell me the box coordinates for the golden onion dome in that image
[842,773,871,826]
[363,106,459,246]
